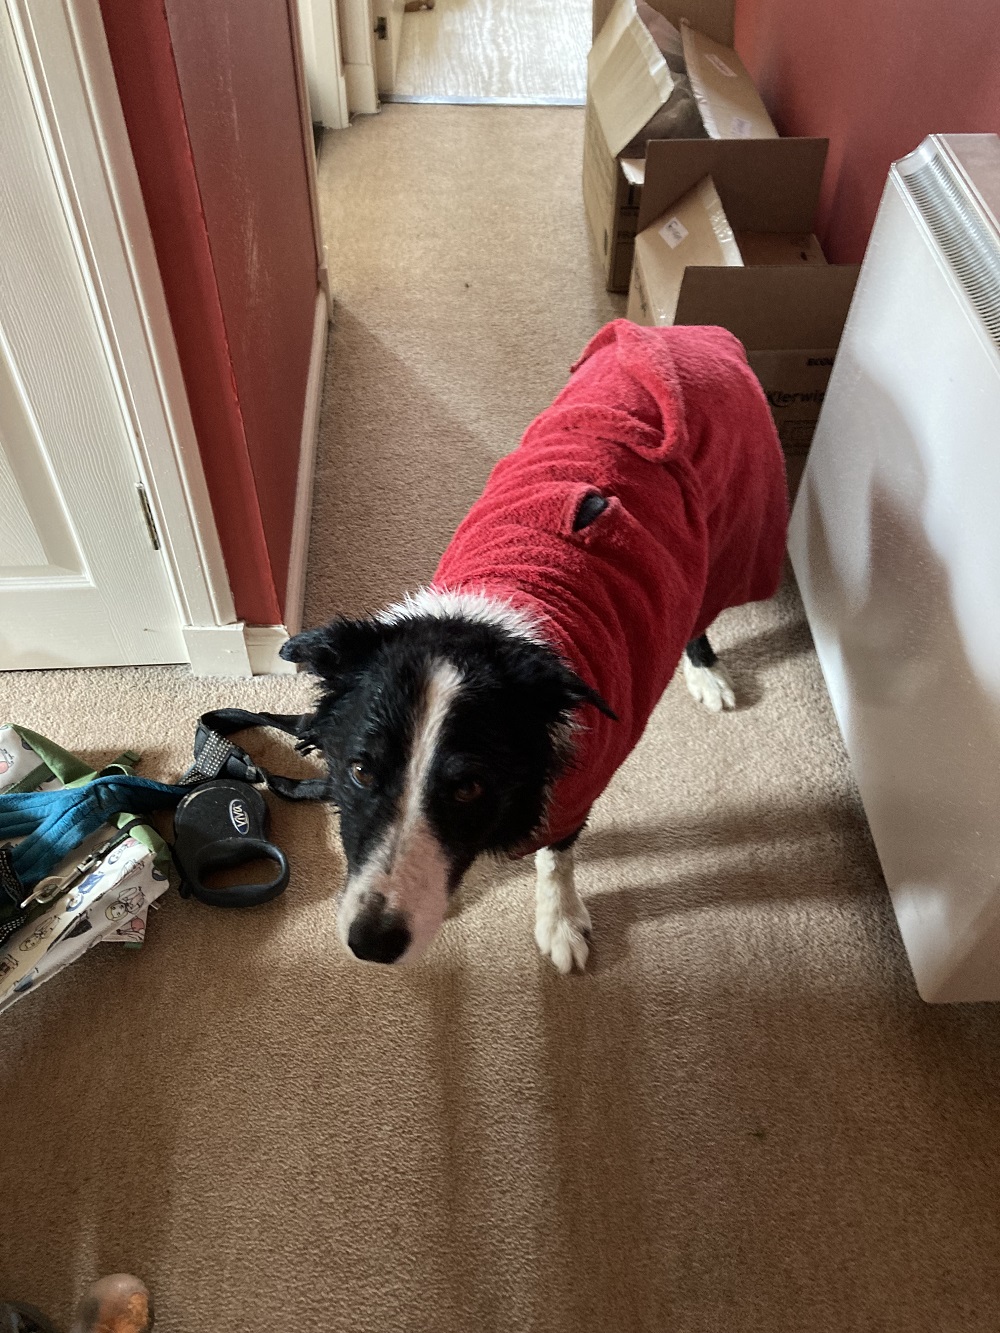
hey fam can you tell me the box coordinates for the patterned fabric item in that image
[0,832,168,1013]
[0,726,171,1013]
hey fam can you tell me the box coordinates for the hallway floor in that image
[390,0,588,102]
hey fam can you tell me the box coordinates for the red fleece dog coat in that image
[433,320,789,850]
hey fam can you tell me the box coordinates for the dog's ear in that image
[280,617,384,686]
[506,646,617,723]
[554,664,617,721]
[565,666,618,719]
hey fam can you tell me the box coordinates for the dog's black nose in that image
[347,907,410,964]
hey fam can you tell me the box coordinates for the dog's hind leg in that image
[535,832,590,974]
[683,633,736,712]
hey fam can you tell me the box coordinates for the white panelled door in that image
[0,2,186,671]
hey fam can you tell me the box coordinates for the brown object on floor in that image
[69,1276,153,1333]
[403,1,434,10]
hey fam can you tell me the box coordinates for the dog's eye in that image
[349,761,374,789]
[453,779,484,804]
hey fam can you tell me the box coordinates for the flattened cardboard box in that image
[584,0,686,292]
[585,0,810,292]
[681,20,777,142]
[627,175,743,324]
[593,0,711,43]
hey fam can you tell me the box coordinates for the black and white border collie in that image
[281,593,732,974]
[283,321,787,973]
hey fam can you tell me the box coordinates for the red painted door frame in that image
[100,0,319,625]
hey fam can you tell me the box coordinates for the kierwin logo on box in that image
[767,389,826,408]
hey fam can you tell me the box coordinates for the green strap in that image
[8,726,97,787]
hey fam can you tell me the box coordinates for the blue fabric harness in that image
[0,776,187,894]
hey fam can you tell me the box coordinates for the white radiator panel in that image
[788,134,1000,1002]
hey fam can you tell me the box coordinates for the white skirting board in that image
[184,623,296,677]
[246,625,297,676]
[183,623,253,677]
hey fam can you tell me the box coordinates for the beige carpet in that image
[390,0,588,102]
[2,105,1000,1332]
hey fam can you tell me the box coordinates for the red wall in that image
[100,0,317,625]
[165,0,318,612]
[735,0,1000,263]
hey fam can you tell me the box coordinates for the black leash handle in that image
[174,708,330,910]
[172,780,290,908]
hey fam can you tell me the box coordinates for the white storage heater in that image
[788,133,1000,1002]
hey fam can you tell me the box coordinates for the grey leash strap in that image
[182,709,332,802]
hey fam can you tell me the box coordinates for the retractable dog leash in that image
[169,707,329,906]
[172,780,288,908]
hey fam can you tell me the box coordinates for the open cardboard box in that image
[584,0,828,292]
[628,140,860,496]
[627,171,827,325]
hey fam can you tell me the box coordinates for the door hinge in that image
[136,483,161,551]
[374,15,388,38]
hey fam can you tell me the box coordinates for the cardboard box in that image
[627,175,826,325]
[585,0,809,292]
[627,175,741,324]
[637,135,829,234]
[620,134,829,301]
[627,157,860,493]
[584,99,645,292]
[680,19,777,142]
[592,0,733,56]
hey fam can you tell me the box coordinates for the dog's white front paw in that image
[683,656,736,712]
[535,899,591,974]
